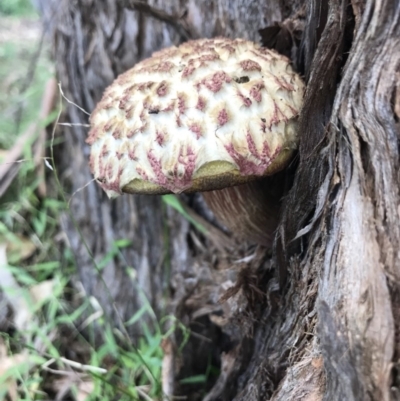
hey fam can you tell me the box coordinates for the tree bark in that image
[47,0,400,399]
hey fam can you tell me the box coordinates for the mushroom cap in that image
[87,37,305,198]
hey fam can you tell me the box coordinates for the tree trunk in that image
[48,0,400,399]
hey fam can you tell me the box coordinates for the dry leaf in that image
[30,279,54,304]
[76,380,95,401]
[53,375,92,401]
[4,234,36,264]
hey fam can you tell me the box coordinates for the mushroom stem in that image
[202,174,285,247]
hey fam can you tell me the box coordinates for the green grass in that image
[0,274,190,400]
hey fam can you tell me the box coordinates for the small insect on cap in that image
[87,37,305,198]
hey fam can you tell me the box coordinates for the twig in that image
[59,357,107,374]
[161,338,174,401]
[41,363,85,377]
[121,0,192,40]
[58,83,90,116]
[42,357,107,374]
[67,178,96,209]
[57,122,90,127]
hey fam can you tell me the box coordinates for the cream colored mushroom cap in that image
[87,37,305,197]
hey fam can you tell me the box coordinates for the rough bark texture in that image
[46,0,400,399]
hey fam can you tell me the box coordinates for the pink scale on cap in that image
[146,61,174,73]
[240,59,262,71]
[250,49,273,63]
[136,166,149,180]
[125,108,135,119]
[106,162,115,180]
[285,103,299,117]
[155,130,166,146]
[196,96,206,111]
[250,82,265,102]
[86,127,99,145]
[138,123,147,133]
[116,72,130,85]
[162,100,175,112]
[137,81,155,91]
[101,143,110,157]
[126,129,137,138]
[201,71,231,93]
[196,53,220,68]
[102,102,113,110]
[236,91,252,107]
[221,44,235,53]
[128,143,137,160]
[98,177,122,195]
[124,84,136,93]
[224,140,281,176]
[118,93,130,109]
[112,129,122,139]
[274,76,295,91]
[246,131,259,159]
[182,65,196,78]
[147,150,168,187]
[145,147,198,193]
[177,94,186,114]
[97,158,107,181]
[189,123,202,139]
[269,100,288,128]
[199,53,219,62]
[178,146,196,185]
[217,109,229,126]
[156,81,169,96]
[101,162,124,194]
[104,118,120,133]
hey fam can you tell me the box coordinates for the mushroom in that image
[87,37,305,247]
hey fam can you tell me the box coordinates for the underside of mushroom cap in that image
[87,37,305,198]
